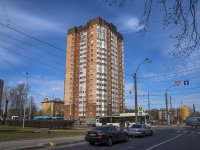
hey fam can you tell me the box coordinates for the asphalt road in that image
[44,126,200,150]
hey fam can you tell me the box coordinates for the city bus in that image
[34,116,63,120]
[96,112,150,128]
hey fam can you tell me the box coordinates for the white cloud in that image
[111,16,144,33]
[4,6,66,35]
[31,75,64,101]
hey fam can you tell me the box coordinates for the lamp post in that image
[165,84,175,125]
[23,72,28,128]
[134,58,151,124]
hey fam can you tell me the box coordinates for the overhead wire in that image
[0,38,65,66]
[0,45,64,72]
[0,31,66,60]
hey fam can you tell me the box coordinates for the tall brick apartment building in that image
[64,17,125,121]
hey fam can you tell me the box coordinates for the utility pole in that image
[23,72,28,128]
[193,103,196,117]
[148,91,150,121]
[134,72,138,124]
[2,99,8,124]
[170,96,172,124]
[165,84,175,125]
[134,58,151,124]
[0,79,4,118]
[29,97,32,120]
[165,92,169,125]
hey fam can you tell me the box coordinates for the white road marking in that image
[183,131,188,133]
[128,147,135,149]
[198,132,200,134]
[176,130,181,133]
[145,134,182,150]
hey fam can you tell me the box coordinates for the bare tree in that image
[102,0,200,56]
[2,83,38,119]
[7,83,26,119]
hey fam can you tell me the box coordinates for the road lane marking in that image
[198,132,200,134]
[145,134,182,150]
[183,131,188,133]
[176,131,181,133]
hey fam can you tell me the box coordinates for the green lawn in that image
[0,125,86,142]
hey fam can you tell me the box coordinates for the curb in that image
[5,140,86,150]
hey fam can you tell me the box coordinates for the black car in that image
[85,125,129,146]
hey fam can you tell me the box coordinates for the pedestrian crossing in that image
[176,130,200,136]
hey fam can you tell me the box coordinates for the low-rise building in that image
[41,98,64,117]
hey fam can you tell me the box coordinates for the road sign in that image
[184,80,189,85]
[138,106,144,113]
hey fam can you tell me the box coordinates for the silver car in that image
[127,124,153,137]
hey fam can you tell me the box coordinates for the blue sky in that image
[0,0,200,112]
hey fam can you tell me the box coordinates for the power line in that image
[0,45,64,72]
[0,22,66,52]
[0,31,66,60]
[0,38,65,66]
[0,0,9,24]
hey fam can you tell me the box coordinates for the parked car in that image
[127,124,153,137]
[85,125,129,146]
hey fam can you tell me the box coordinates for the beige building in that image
[64,17,125,121]
[41,98,64,117]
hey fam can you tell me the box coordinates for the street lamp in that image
[165,84,175,125]
[23,72,28,128]
[134,58,151,124]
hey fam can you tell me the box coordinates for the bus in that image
[96,112,150,128]
[11,116,19,120]
[34,116,63,120]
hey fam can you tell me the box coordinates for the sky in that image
[0,0,200,112]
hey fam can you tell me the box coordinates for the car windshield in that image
[131,124,142,128]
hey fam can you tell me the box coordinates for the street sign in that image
[184,80,189,85]
[138,106,144,113]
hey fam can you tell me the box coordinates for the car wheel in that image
[89,142,95,145]
[124,134,129,142]
[150,131,153,136]
[142,132,145,138]
[107,137,113,146]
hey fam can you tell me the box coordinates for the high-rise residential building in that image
[64,17,125,121]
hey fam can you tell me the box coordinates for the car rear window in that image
[131,124,142,128]
[93,126,109,131]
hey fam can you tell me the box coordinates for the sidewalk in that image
[0,135,85,150]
